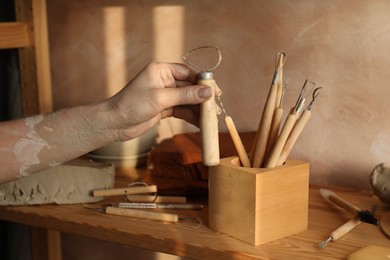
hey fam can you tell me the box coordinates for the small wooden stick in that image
[224,116,250,167]
[277,110,311,166]
[92,185,157,197]
[105,207,179,223]
[199,72,220,166]
[264,113,297,168]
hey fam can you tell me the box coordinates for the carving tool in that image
[264,80,315,168]
[216,96,250,167]
[118,202,203,210]
[319,217,362,248]
[265,78,287,161]
[125,195,186,204]
[319,188,379,226]
[83,204,179,223]
[250,62,280,168]
[92,185,157,197]
[183,46,222,166]
[277,87,321,166]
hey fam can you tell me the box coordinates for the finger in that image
[168,63,198,83]
[155,85,213,110]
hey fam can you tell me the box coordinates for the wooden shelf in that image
[0,174,388,260]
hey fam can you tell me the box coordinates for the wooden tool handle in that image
[331,218,362,241]
[93,185,157,197]
[250,77,279,168]
[125,195,186,204]
[265,113,297,168]
[264,107,283,162]
[105,207,179,223]
[277,110,311,166]
[199,77,220,166]
[328,193,361,215]
[224,116,250,167]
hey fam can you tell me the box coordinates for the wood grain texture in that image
[0,22,32,49]
[0,174,388,260]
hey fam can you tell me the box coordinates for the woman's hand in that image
[107,62,217,141]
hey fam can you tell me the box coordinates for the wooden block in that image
[209,156,309,245]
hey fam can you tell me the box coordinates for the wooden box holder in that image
[209,156,309,245]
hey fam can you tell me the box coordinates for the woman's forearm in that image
[0,102,117,183]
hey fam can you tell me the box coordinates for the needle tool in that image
[319,188,379,226]
[277,87,322,166]
[118,202,204,210]
[250,53,286,168]
[216,96,251,167]
[264,80,315,168]
[183,46,222,166]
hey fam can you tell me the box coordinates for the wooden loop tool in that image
[183,46,222,166]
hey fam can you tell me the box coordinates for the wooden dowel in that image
[224,116,250,167]
[199,73,220,166]
[250,72,279,168]
[105,207,179,223]
[93,185,157,197]
[277,110,311,166]
[264,113,297,168]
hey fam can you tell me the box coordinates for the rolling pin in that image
[199,71,220,166]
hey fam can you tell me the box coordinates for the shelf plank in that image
[0,22,32,49]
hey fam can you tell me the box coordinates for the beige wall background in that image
[47,0,390,190]
[46,0,390,258]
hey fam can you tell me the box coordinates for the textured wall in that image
[47,0,390,190]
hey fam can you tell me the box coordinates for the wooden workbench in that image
[0,175,389,260]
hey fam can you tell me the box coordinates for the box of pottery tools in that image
[209,156,309,245]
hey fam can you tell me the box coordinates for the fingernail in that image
[197,86,212,98]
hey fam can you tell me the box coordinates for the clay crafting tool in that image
[125,195,186,204]
[183,46,222,166]
[319,217,362,248]
[118,202,203,210]
[277,87,322,166]
[250,54,282,168]
[92,185,157,197]
[264,80,315,168]
[84,204,179,223]
[320,188,379,225]
[265,78,287,161]
[216,96,250,167]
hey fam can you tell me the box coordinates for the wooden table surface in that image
[0,176,389,260]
